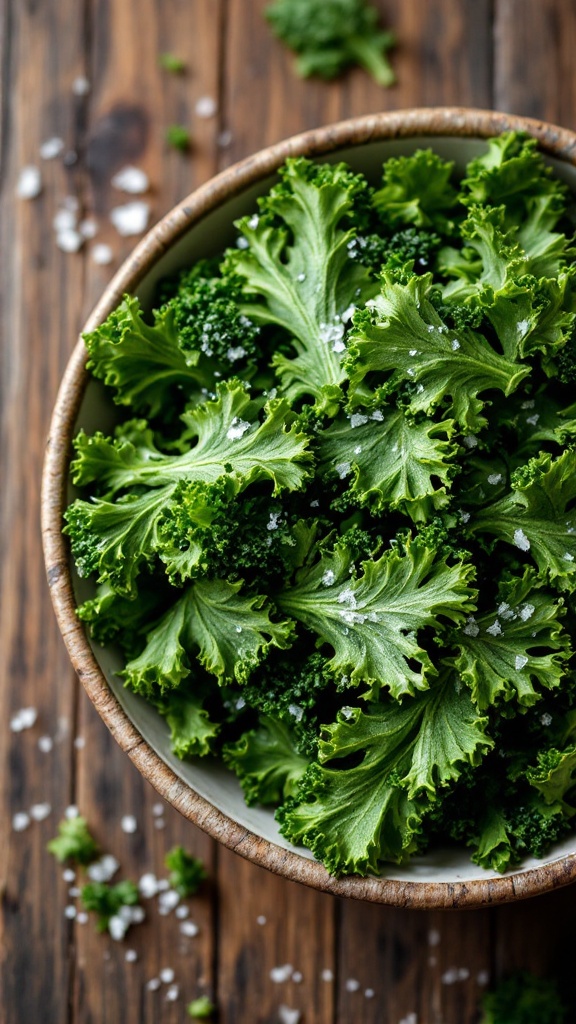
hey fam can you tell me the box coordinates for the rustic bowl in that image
[42,107,576,909]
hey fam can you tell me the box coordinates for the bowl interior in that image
[70,131,576,889]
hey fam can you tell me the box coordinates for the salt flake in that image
[513,529,531,552]
[110,201,150,236]
[111,166,149,194]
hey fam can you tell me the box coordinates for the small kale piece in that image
[224,716,310,805]
[164,845,207,897]
[480,971,566,1024]
[47,816,100,865]
[159,260,261,368]
[83,296,209,416]
[166,124,191,151]
[265,0,395,86]
[80,879,140,933]
[187,997,216,1020]
[373,150,459,232]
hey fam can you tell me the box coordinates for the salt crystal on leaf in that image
[349,413,369,428]
[485,620,503,637]
[513,529,531,552]
[487,473,502,485]
[226,417,251,441]
[515,655,528,670]
[519,604,535,622]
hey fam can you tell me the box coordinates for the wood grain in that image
[0,1,88,1021]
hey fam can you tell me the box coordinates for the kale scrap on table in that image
[65,132,576,877]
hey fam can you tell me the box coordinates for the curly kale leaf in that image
[278,675,491,875]
[525,744,576,812]
[224,716,310,805]
[47,816,100,865]
[70,381,312,498]
[164,845,208,897]
[122,579,294,692]
[65,383,311,595]
[318,407,458,521]
[447,570,570,711]
[157,683,221,758]
[480,971,567,1024]
[346,274,529,430]
[224,158,376,409]
[373,150,459,232]
[159,258,261,367]
[80,880,140,933]
[265,0,395,86]
[470,449,576,590]
[83,296,211,416]
[440,206,576,362]
[277,538,475,699]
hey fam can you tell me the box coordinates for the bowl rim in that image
[42,105,576,909]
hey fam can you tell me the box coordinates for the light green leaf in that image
[278,675,490,875]
[447,570,570,710]
[373,150,459,231]
[318,407,457,521]
[224,717,309,805]
[83,296,210,416]
[225,158,376,408]
[346,274,529,430]
[71,381,311,498]
[470,449,576,590]
[160,688,221,759]
[278,538,476,698]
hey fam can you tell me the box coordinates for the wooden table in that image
[3,2,576,1021]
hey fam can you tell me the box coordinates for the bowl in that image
[42,106,576,909]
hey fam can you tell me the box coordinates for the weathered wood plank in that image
[70,2,222,1021]
[216,848,336,1024]
[337,902,493,1023]
[0,0,89,1020]
[494,0,576,128]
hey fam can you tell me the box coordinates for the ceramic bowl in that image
[42,107,576,909]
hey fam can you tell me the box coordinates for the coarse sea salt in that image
[121,814,138,834]
[72,76,90,96]
[515,655,529,671]
[195,95,218,118]
[111,166,149,194]
[12,812,31,832]
[10,706,38,732]
[278,1008,301,1024]
[485,620,503,637]
[110,201,150,236]
[160,967,176,984]
[345,979,360,992]
[180,920,199,937]
[513,528,531,552]
[38,735,54,752]
[40,136,65,160]
[321,969,334,983]
[16,166,42,199]
[87,854,120,883]
[30,802,52,821]
[56,229,83,253]
[92,244,113,268]
[270,964,293,984]
[519,603,535,621]
[278,1007,301,1024]
[487,473,502,485]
